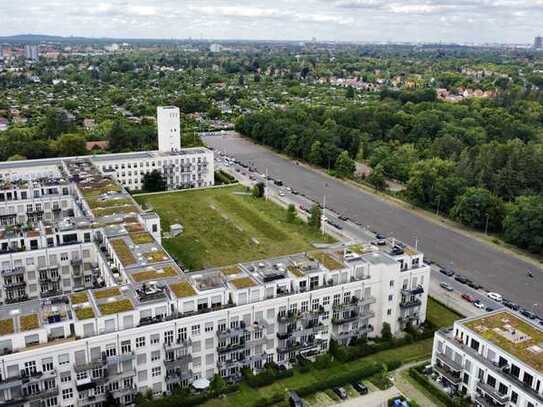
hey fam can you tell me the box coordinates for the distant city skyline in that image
[0,0,542,44]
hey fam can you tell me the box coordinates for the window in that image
[333,294,340,306]
[164,330,174,344]
[58,354,69,366]
[121,340,131,354]
[42,358,54,372]
[301,300,308,312]
[205,322,213,333]
[62,389,73,400]
[388,294,393,302]
[60,373,71,383]
[322,296,330,306]
[151,367,161,377]
[150,334,159,344]
[192,324,200,336]
[389,280,394,287]
[136,336,146,348]
[387,309,392,316]
[510,391,518,405]
[151,351,160,361]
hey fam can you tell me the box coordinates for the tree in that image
[346,86,355,99]
[368,165,387,191]
[286,204,297,223]
[335,150,356,178]
[307,141,322,165]
[142,170,166,192]
[40,108,72,139]
[308,205,322,230]
[107,119,132,152]
[503,195,543,253]
[381,322,392,341]
[54,133,87,157]
[252,182,265,198]
[209,374,226,394]
[450,187,505,232]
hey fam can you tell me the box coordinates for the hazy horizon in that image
[0,0,541,44]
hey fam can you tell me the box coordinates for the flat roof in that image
[462,310,543,372]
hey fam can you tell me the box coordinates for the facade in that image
[0,115,430,406]
[24,45,39,61]
[156,106,181,153]
[432,311,543,407]
[534,37,543,50]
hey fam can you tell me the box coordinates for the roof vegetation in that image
[110,239,137,266]
[169,281,197,298]
[98,299,134,315]
[132,266,178,282]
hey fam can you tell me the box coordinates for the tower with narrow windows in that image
[157,106,181,152]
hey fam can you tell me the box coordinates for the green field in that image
[135,185,334,270]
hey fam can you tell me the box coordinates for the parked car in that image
[289,392,304,407]
[375,233,386,240]
[487,292,503,302]
[440,282,454,292]
[502,299,520,311]
[455,275,468,284]
[462,294,476,303]
[274,179,283,186]
[352,382,368,395]
[473,300,485,309]
[467,280,483,290]
[485,307,495,312]
[338,215,349,221]
[333,386,348,400]
[439,268,455,277]
[520,309,537,319]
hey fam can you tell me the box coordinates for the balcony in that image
[476,381,509,406]
[435,352,463,373]
[1,267,25,277]
[217,341,246,354]
[402,286,424,296]
[165,369,193,384]
[4,280,26,289]
[25,386,59,401]
[74,359,106,373]
[164,353,192,367]
[163,338,191,351]
[399,298,422,309]
[433,363,462,384]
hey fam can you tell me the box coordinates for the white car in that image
[473,300,485,309]
[487,292,503,302]
[279,191,285,197]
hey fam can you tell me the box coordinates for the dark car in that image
[375,233,386,240]
[455,275,468,284]
[485,307,495,312]
[274,180,283,186]
[289,392,304,407]
[333,386,347,400]
[338,215,349,221]
[352,382,368,395]
[502,299,520,311]
[439,268,454,277]
[467,280,483,290]
[520,309,537,319]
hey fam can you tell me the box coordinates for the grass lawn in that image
[426,297,463,328]
[200,340,433,407]
[135,185,334,270]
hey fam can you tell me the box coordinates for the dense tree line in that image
[236,91,543,254]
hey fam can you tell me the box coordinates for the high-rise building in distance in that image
[534,36,543,49]
[24,44,39,61]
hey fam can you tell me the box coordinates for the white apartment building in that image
[0,138,430,407]
[432,311,543,407]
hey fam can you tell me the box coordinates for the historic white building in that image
[432,311,543,407]
[0,121,430,407]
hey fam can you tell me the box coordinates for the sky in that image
[0,0,542,44]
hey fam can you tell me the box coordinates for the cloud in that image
[0,0,541,43]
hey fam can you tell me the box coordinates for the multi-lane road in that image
[203,132,543,313]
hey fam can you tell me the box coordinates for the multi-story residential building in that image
[23,45,39,61]
[432,310,543,407]
[0,109,430,407]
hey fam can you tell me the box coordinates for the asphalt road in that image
[204,133,543,311]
